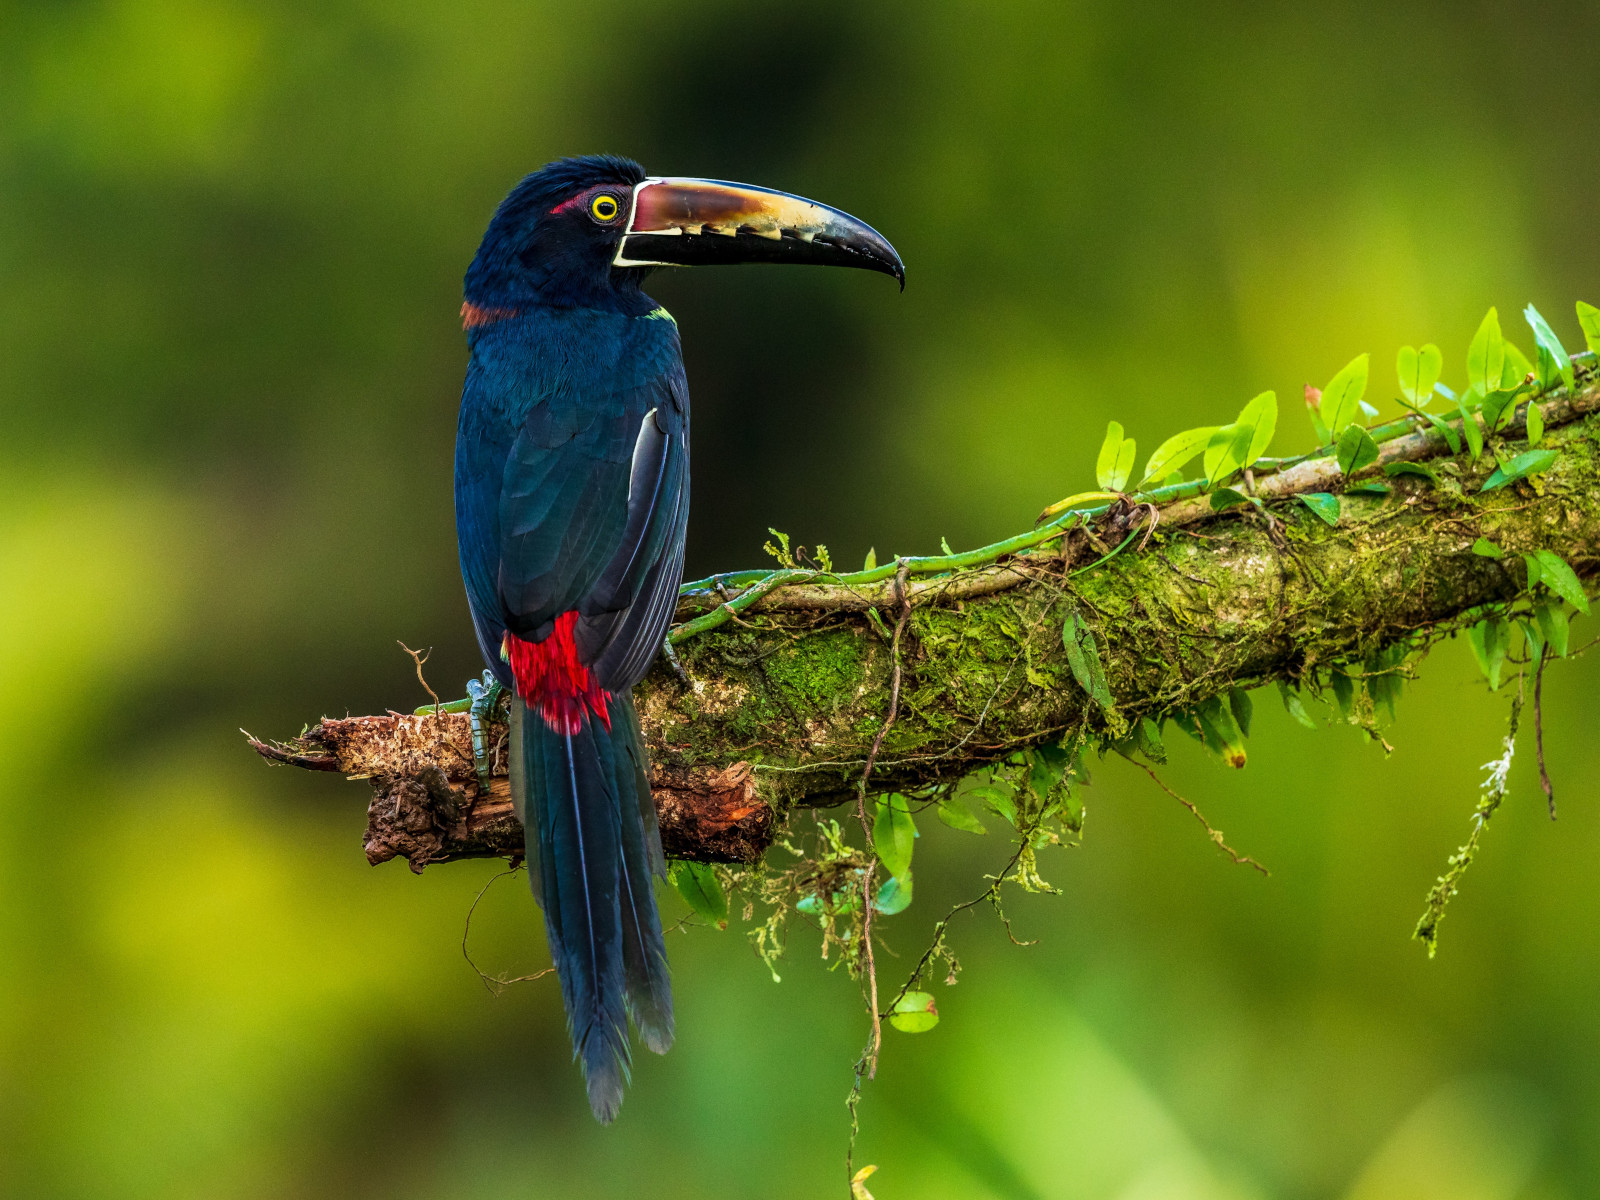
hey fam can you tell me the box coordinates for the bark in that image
[250,377,1600,868]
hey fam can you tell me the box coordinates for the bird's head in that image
[464,154,904,314]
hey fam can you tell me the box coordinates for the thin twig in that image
[461,865,555,995]
[1535,647,1555,820]
[398,641,442,717]
[1129,758,1269,876]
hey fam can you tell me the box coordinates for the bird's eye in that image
[589,193,622,223]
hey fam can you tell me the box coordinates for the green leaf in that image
[874,870,914,915]
[1456,398,1484,461]
[1299,492,1340,525]
[1481,448,1558,492]
[1096,421,1137,491]
[670,861,728,927]
[1471,538,1503,558]
[966,784,1017,827]
[1061,612,1114,711]
[1522,552,1543,590]
[1141,426,1219,486]
[1383,461,1440,485]
[888,990,939,1034]
[1319,354,1370,435]
[1365,645,1405,721]
[1479,388,1523,434]
[1194,695,1247,768]
[1133,716,1167,762]
[1397,343,1443,405]
[1533,550,1590,614]
[863,547,877,571]
[1209,486,1252,511]
[1238,390,1277,465]
[1525,398,1545,444]
[1346,482,1391,496]
[1228,687,1253,737]
[1467,616,1510,690]
[1501,340,1534,389]
[935,798,988,834]
[1525,304,1575,391]
[1329,669,1355,719]
[1277,681,1317,728]
[1467,308,1506,397]
[1203,422,1253,486]
[1578,301,1600,356]
[872,793,917,879]
[1520,617,1545,665]
[1536,601,1571,657]
[1336,425,1380,475]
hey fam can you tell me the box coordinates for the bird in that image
[453,154,903,1121]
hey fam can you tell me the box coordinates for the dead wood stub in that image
[250,712,773,870]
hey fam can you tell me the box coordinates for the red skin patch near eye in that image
[461,301,519,329]
[505,613,612,735]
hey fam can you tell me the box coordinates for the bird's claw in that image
[466,670,507,794]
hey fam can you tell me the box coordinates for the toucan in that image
[453,155,903,1120]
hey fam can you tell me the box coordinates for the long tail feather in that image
[609,692,673,1053]
[511,692,672,1122]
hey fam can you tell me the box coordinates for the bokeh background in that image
[4,1,1600,1196]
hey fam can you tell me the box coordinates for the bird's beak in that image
[613,178,904,288]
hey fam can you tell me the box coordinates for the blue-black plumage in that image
[454,154,902,1120]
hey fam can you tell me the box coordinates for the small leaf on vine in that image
[1141,425,1218,486]
[1467,616,1510,690]
[1525,304,1574,391]
[669,861,728,928]
[1299,493,1340,525]
[1532,551,1590,614]
[1526,402,1545,445]
[1277,681,1317,729]
[1468,307,1506,398]
[1096,420,1137,491]
[888,991,939,1033]
[1523,553,1543,590]
[874,871,914,915]
[1397,343,1443,405]
[1320,353,1370,435]
[1578,300,1600,355]
[1536,601,1571,657]
[935,798,988,834]
[1134,716,1167,761]
[873,794,917,879]
[1336,424,1380,475]
[1481,449,1558,492]
[1384,461,1440,485]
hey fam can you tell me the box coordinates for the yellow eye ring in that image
[590,193,621,222]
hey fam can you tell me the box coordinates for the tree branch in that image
[250,375,1600,867]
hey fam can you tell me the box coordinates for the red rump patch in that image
[504,612,612,735]
[461,301,519,329]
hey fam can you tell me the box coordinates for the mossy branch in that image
[250,372,1600,868]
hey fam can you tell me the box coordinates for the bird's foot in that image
[466,670,507,794]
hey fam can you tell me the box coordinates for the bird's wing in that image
[575,364,689,691]
[486,320,687,690]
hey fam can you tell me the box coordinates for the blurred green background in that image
[4,1,1600,1196]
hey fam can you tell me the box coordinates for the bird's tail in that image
[509,685,674,1122]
